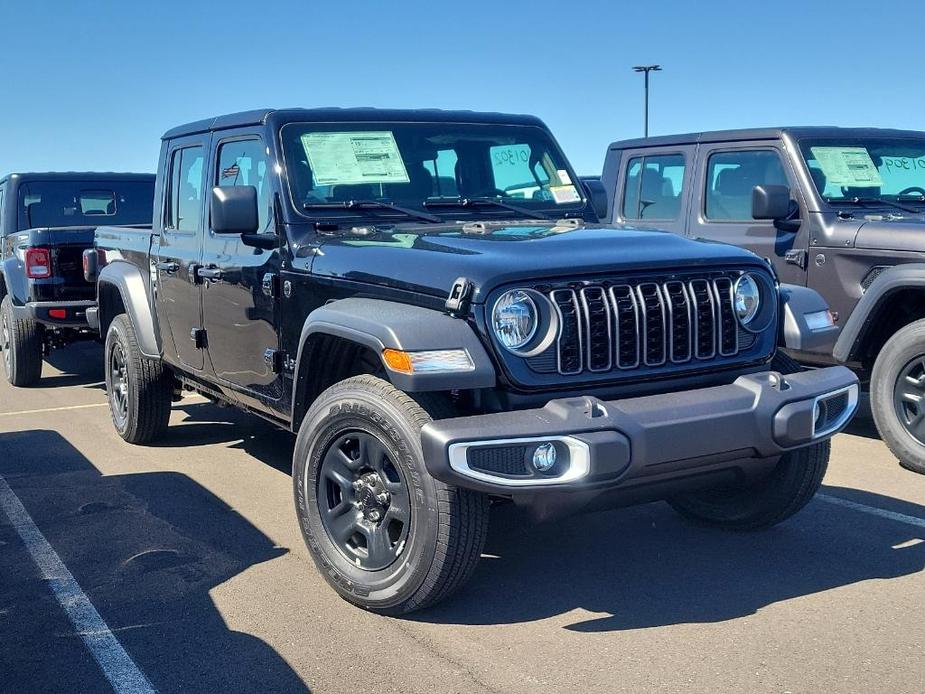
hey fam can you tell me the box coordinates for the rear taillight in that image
[25,248,52,279]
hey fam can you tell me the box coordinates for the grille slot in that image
[468,446,529,476]
[545,272,753,377]
[579,287,612,372]
[713,277,739,356]
[551,289,583,375]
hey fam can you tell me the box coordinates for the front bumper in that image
[12,300,96,328]
[421,366,858,503]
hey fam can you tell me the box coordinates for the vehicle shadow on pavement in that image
[417,487,925,632]
[0,429,310,693]
[40,342,104,389]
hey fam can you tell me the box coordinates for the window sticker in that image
[550,184,581,204]
[300,131,410,186]
[810,146,883,188]
[557,169,572,185]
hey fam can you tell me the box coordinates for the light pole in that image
[632,65,662,138]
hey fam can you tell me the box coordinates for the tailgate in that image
[30,227,97,302]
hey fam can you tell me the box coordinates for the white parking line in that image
[0,403,109,417]
[0,474,155,693]
[818,493,925,529]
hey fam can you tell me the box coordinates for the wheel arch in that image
[97,261,160,358]
[290,298,496,430]
[834,264,925,367]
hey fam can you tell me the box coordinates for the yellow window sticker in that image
[810,146,883,188]
[550,184,581,204]
[301,131,410,186]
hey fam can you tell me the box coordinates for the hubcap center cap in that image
[354,473,390,522]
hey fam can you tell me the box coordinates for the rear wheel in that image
[668,440,829,530]
[293,375,489,614]
[0,295,44,387]
[871,319,925,474]
[104,314,173,444]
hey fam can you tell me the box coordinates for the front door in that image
[154,138,208,370]
[690,143,809,285]
[200,133,283,409]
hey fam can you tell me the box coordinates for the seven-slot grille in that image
[546,275,745,376]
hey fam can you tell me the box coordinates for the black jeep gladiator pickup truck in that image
[0,172,154,385]
[90,108,858,614]
[601,127,925,474]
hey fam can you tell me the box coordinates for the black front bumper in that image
[421,366,858,509]
[12,300,96,328]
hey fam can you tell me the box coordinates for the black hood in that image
[300,221,766,302]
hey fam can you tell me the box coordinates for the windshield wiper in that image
[830,196,924,215]
[423,197,552,221]
[302,199,441,224]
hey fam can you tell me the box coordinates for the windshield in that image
[17,180,155,230]
[799,138,925,203]
[280,121,585,221]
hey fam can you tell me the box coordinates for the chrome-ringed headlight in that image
[491,289,558,356]
[734,274,761,326]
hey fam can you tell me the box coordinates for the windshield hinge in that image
[262,272,279,298]
[784,249,808,269]
[445,277,474,317]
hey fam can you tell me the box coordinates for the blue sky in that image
[0,0,916,176]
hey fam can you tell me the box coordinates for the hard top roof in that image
[161,107,546,140]
[0,171,155,186]
[608,126,925,151]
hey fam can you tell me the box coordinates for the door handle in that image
[156,261,180,273]
[197,267,224,282]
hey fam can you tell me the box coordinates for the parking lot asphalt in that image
[1,343,924,694]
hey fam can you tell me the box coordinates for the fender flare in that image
[293,298,496,400]
[96,261,160,358]
[0,256,28,305]
[778,283,839,355]
[833,263,925,362]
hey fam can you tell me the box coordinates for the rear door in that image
[154,135,209,371]
[200,131,283,410]
[689,142,809,285]
[611,147,695,236]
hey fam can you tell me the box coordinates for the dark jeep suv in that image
[603,127,925,473]
[90,109,857,614]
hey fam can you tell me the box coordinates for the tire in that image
[668,440,830,530]
[0,295,44,387]
[293,375,489,615]
[871,319,925,474]
[104,314,173,444]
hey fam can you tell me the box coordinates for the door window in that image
[216,139,271,231]
[622,154,686,220]
[165,146,205,232]
[705,150,788,221]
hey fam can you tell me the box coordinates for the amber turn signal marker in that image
[382,349,413,374]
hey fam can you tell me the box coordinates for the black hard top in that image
[609,126,925,151]
[0,171,155,186]
[162,108,546,140]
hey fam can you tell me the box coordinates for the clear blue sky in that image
[0,0,915,176]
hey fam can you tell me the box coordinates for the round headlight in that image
[734,274,761,325]
[492,289,538,351]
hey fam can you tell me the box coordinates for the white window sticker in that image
[557,169,572,185]
[810,146,883,188]
[300,131,410,186]
[550,184,581,204]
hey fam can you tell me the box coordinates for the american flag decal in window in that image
[222,163,240,179]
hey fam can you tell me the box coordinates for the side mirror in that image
[211,186,259,234]
[583,179,609,221]
[751,184,791,221]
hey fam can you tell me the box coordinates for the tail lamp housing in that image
[25,248,52,279]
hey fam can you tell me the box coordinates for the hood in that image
[304,221,765,301]
[855,216,925,253]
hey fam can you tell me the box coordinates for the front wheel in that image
[668,441,829,530]
[293,375,489,615]
[1,295,44,387]
[871,319,925,474]
[104,314,173,444]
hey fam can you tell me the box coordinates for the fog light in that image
[532,442,557,472]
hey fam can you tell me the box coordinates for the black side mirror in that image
[583,179,609,221]
[211,186,259,234]
[752,184,791,221]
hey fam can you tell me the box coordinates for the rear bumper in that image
[421,366,858,505]
[12,300,96,328]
